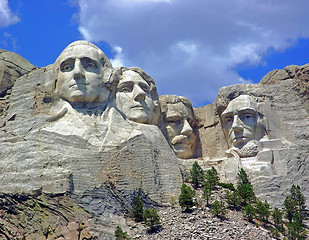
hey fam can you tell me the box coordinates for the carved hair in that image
[159,95,193,115]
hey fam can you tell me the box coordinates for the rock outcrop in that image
[0,42,308,238]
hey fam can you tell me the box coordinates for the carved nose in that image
[73,59,85,79]
[232,115,242,131]
[181,119,193,135]
[133,85,146,101]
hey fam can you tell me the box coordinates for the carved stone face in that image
[221,95,258,150]
[56,44,109,103]
[116,70,155,124]
[165,101,196,159]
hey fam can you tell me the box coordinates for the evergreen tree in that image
[242,204,256,222]
[256,200,271,223]
[179,184,195,212]
[237,183,256,206]
[272,207,284,233]
[202,181,212,206]
[210,200,226,219]
[291,185,306,217]
[132,196,144,222]
[225,190,242,210]
[191,161,204,188]
[287,213,307,240]
[205,166,219,190]
[236,168,256,206]
[143,208,161,232]
[284,185,306,223]
[237,168,251,186]
[115,226,129,240]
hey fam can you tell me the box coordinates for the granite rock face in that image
[0,42,309,238]
[0,49,36,97]
[195,63,309,208]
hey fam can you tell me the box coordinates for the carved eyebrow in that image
[60,58,74,66]
[237,108,257,115]
[117,81,133,89]
[166,115,182,122]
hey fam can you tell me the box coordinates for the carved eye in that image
[243,113,253,120]
[225,116,233,123]
[62,64,73,72]
[83,59,97,69]
[118,85,133,93]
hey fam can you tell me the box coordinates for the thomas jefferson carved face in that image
[116,70,155,124]
[221,95,258,150]
[55,42,110,103]
[161,96,197,159]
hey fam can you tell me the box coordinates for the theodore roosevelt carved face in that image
[160,95,197,159]
[115,68,159,125]
[220,95,264,155]
[54,41,112,104]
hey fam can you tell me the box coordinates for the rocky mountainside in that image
[0,42,308,239]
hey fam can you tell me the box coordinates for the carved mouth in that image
[131,105,144,110]
[172,135,190,145]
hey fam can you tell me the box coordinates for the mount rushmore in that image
[0,41,308,238]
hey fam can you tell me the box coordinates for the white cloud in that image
[75,0,309,106]
[0,0,19,27]
[110,46,132,67]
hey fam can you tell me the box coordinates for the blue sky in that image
[1,0,309,107]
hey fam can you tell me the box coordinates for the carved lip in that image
[131,105,144,109]
[69,82,88,88]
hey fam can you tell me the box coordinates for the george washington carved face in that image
[54,41,112,104]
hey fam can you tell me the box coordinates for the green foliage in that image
[202,181,212,206]
[205,166,219,190]
[256,200,271,223]
[132,196,144,222]
[272,207,285,233]
[191,161,204,188]
[143,208,161,232]
[225,190,242,210]
[179,184,195,211]
[237,168,251,186]
[237,183,256,206]
[218,182,235,191]
[242,204,256,222]
[284,185,306,223]
[210,200,226,219]
[115,226,129,240]
[286,213,307,240]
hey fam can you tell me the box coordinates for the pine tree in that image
[236,168,256,206]
[115,226,129,240]
[272,207,284,233]
[143,208,161,232]
[256,200,271,223]
[191,161,204,188]
[179,184,195,212]
[287,213,307,240]
[132,196,144,222]
[242,204,256,222]
[205,166,219,190]
[210,200,226,219]
[284,185,306,223]
[202,181,212,206]
[225,190,242,210]
[237,168,251,186]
